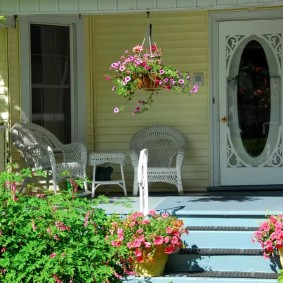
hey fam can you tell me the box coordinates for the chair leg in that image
[19,178,28,193]
[177,171,184,196]
[177,184,184,195]
[83,180,88,191]
[53,178,57,193]
[133,169,139,196]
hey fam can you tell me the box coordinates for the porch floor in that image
[96,190,283,215]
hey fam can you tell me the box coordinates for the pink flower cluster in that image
[108,210,188,263]
[55,221,70,232]
[253,214,283,259]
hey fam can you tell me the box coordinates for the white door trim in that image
[18,15,86,144]
[209,8,283,187]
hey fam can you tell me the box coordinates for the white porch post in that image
[137,149,149,216]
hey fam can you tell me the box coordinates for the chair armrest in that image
[58,142,87,165]
[176,149,185,168]
[130,150,139,168]
[23,144,55,170]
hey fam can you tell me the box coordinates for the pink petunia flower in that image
[124,76,131,83]
[132,45,143,53]
[111,62,119,69]
[166,227,174,234]
[154,236,164,246]
[191,84,199,93]
[162,213,169,218]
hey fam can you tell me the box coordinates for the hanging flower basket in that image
[136,73,162,91]
[105,23,199,115]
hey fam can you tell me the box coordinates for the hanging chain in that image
[139,10,155,58]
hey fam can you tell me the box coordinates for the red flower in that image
[164,245,175,254]
[150,44,158,51]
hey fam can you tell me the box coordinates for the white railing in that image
[137,149,149,216]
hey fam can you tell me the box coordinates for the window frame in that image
[19,15,86,144]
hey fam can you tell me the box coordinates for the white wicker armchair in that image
[129,125,186,196]
[10,122,88,193]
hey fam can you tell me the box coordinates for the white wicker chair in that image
[129,125,186,196]
[10,122,88,193]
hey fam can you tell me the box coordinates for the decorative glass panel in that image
[237,40,270,157]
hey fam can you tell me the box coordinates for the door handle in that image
[220,115,228,124]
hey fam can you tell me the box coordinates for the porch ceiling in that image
[0,0,283,15]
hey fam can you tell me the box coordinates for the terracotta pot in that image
[278,247,283,267]
[133,246,168,277]
[137,74,162,91]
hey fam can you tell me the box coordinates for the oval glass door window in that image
[237,40,271,157]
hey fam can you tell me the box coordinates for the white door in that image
[219,20,283,186]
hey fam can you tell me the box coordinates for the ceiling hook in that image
[146,9,150,18]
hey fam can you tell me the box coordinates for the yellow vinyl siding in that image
[0,29,8,117]
[84,16,96,151]
[89,11,209,192]
[7,26,22,166]
[0,30,8,172]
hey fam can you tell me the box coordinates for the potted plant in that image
[0,168,125,282]
[106,210,188,277]
[253,214,283,264]
[106,44,199,114]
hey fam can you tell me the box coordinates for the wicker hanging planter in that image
[133,246,168,277]
[136,73,162,91]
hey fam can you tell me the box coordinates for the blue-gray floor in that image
[97,190,283,215]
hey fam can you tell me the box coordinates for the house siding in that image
[0,30,8,172]
[88,11,209,192]
[84,16,96,151]
[7,26,22,165]
[0,29,8,120]
[0,26,22,166]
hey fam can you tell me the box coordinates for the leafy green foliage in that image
[0,16,6,24]
[0,168,124,283]
[278,269,283,283]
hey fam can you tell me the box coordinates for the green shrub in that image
[0,168,123,283]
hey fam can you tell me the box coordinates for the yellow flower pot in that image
[133,246,168,277]
[278,247,283,267]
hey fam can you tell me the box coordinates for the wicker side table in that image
[88,152,127,197]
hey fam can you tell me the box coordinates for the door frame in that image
[19,15,86,144]
[209,8,283,187]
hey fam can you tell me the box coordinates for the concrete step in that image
[166,248,280,273]
[122,272,277,283]
[185,226,260,249]
[181,215,265,227]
